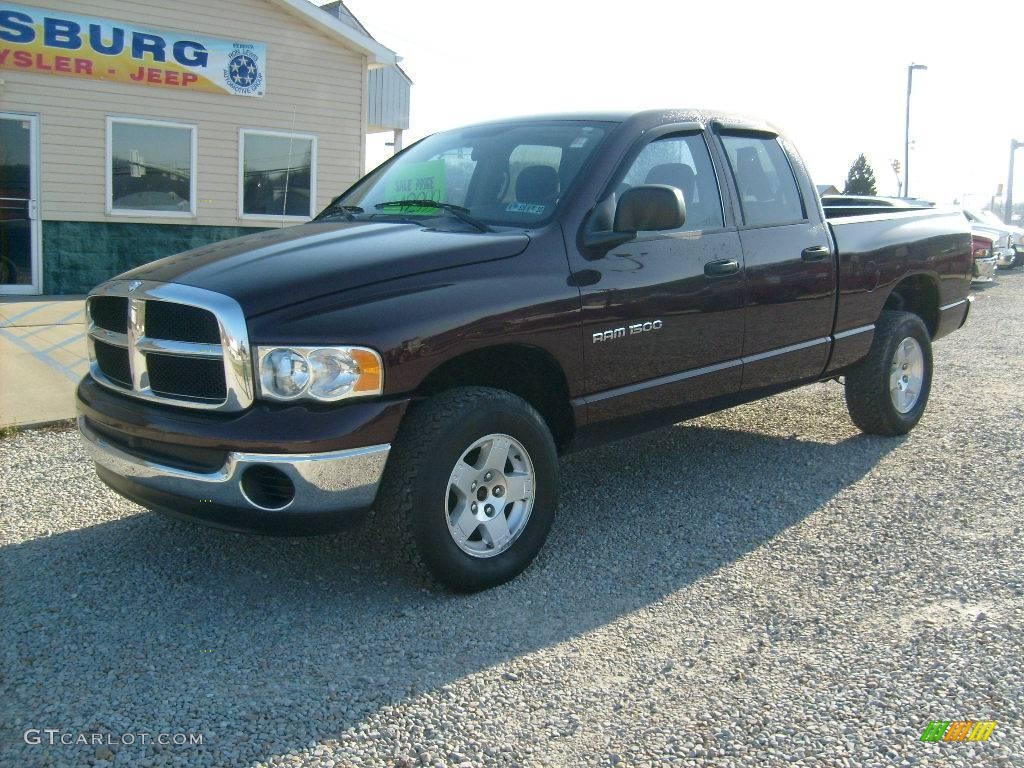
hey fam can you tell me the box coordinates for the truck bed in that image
[826,207,973,341]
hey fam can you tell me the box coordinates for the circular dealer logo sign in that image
[224,48,264,96]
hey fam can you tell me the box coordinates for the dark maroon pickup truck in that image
[77,110,972,590]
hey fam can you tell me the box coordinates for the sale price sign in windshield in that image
[0,4,267,96]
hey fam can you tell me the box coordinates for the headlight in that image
[256,346,383,402]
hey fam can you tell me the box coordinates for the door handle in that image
[704,259,740,277]
[801,245,831,261]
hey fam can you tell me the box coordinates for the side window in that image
[720,134,805,227]
[619,134,723,231]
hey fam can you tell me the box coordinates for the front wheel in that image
[844,311,933,436]
[377,387,559,591]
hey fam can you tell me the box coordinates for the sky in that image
[330,0,1024,211]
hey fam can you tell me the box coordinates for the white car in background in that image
[971,232,999,283]
[963,208,1021,269]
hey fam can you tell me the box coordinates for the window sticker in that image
[381,159,447,214]
[506,202,546,214]
[570,136,589,149]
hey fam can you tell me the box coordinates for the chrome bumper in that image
[994,247,1016,267]
[79,416,389,517]
[973,256,998,281]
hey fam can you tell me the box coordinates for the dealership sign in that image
[0,4,266,96]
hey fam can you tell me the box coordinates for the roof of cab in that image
[449,109,783,135]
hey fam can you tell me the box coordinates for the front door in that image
[0,113,41,294]
[574,129,746,424]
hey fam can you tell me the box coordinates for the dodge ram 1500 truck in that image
[77,110,973,591]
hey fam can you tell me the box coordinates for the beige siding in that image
[0,0,368,226]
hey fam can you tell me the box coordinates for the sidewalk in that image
[0,296,88,428]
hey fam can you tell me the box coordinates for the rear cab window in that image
[719,134,805,227]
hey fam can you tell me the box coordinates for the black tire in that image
[844,310,933,436]
[376,386,559,591]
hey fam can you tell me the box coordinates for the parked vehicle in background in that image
[963,208,1019,269]
[971,233,998,283]
[76,109,974,591]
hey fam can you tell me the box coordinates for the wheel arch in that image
[414,344,575,450]
[882,273,940,337]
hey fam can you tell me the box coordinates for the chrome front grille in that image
[86,280,254,411]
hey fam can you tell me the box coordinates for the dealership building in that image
[0,0,409,295]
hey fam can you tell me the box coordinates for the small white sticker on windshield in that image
[506,202,546,214]
[570,136,588,148]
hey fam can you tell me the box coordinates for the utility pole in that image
[1005,139,1021,223]
[904,63,927,198]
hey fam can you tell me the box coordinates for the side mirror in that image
[614,184,686,233]
[580,184,687,255]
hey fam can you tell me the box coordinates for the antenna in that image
[280,105,297,227]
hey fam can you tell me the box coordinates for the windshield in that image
[326,120,612,228]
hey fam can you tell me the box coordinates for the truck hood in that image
[120,221,530,316]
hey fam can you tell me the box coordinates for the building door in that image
[0,113,41,294]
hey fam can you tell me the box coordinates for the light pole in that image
[904,63,927,198]
[1005,139,1021,223]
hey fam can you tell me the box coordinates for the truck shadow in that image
[0,416,901,764]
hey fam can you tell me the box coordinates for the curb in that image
[1,418,77,437]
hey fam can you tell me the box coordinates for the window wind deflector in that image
[374,200,491,232]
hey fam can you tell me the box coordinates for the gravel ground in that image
[2,273,1022,768]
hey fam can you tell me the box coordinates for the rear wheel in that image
[377,387,558,591]
[844,311,933,436]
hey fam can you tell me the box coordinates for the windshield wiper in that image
[374,200,490,232]
[315,201,364,221]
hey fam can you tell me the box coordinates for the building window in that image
[239,130,317,219]
[107,117,196,217]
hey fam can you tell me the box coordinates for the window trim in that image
[105,116,197,219]
[238,128,318,222]
[716,130,809,230]
[599,123,730,236]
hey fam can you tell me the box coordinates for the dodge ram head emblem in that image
[593,320,663,343]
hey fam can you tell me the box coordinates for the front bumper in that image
[994,246,1016,267]
[973,255,998,282]
[79,414,390,535]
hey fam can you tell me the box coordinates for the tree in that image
[844,154,878,196]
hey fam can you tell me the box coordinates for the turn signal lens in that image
[350,348,383,393]
[256,346,383,402]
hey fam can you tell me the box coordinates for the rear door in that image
[572,126,746,422]
[715,130,835,388]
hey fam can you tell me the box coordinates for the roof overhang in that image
[269,0,399,67]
